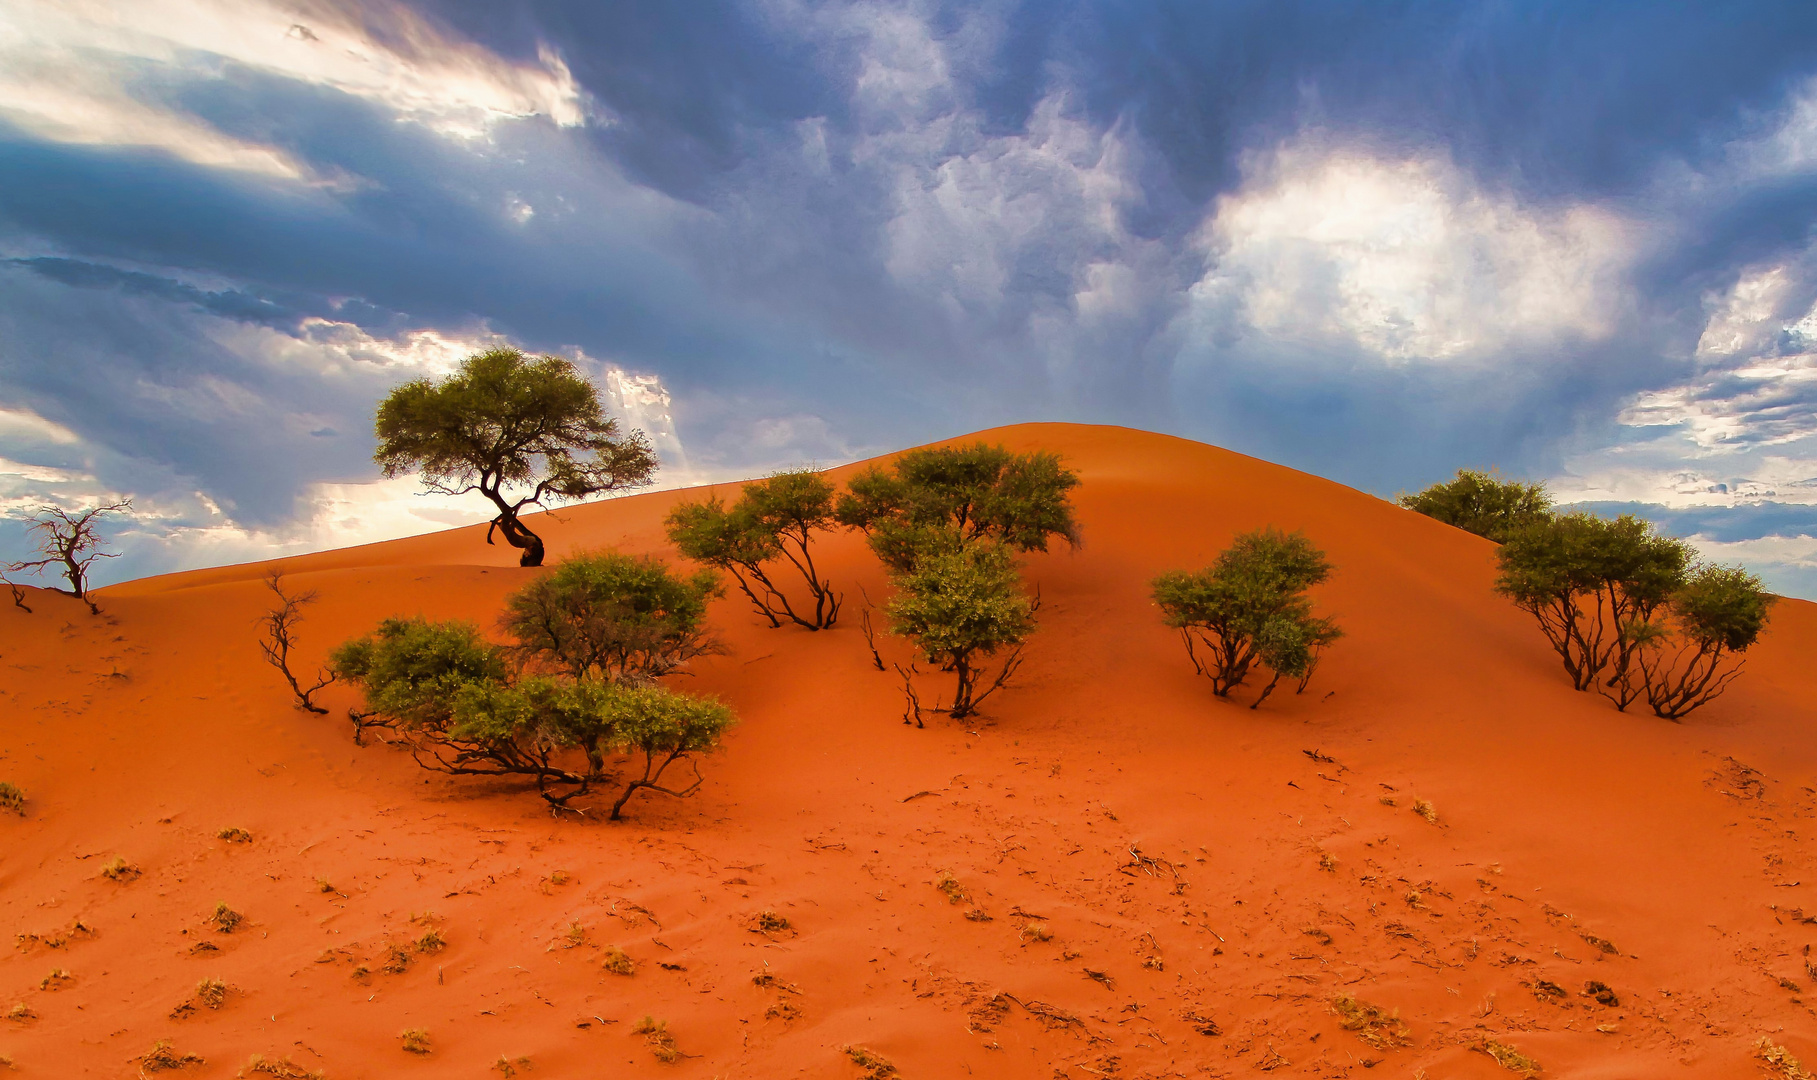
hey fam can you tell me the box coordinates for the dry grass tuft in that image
[399,1029,431,1055]
[632,1016,680,1064]
[765,998,801,1022]
[602,946,635,976]
[314,877,334,894]
[39,969,71,991]
[1758,1036,1817,1080]
[138,1040,205,1072]
[1579,931,1618,955]
[0,782,24,815]
[195,977,230,1010]
[239,1054,323,1078]
[1411,798,1438,824]
[751,910,792,936]
[1475,1037,1541,1077]
[210,902,243,934]
[380,943,413,974]
[415,927,445,954]
[4,1003,35,1022]
[101,856,141,881]
[493,1056,532,1077]
[1331,993,1410,1050]
[1019,921,1052,944]
[933,870,968,904]
[561,922,586,949]
[1318,851,1337,872]
[216,827,252,844]
[964,906,992,922]
[844,1045,900,1079]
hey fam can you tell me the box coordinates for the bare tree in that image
[256,570,335,713]
[5,500,131,613]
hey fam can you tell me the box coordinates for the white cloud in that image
[0,0,590,180]
[0,406,81,446]
[1187,139,1633,361]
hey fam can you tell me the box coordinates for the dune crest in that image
[2,422,1814,1077]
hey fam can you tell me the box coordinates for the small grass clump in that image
[399,1028,431,1055]
[380,943,413,974]
[602,945,635,976]
[314,877,335,894]
[210,902,243,933]
[416,927,445,954]
[933,871,968,904]
[844,1045,900,1079]
[1758,1036,1817,1080]
[0,782,24,815]
[1331,992,1410,1050]
[39,969,71,991]
[195,977,229,1010]
[101,856,141,881]
[240,1054,324,1078]
[963,907,993,922]
[632,1016,680,1064]
[751,910,792,936]
[138,1040,205,1072]
[1018,921,1052,944]
[1580,931,1618,955]
[5,1003,36,1022]
[1475,1037,1541,1078]
[1317,851,1337,872]
[1411,798,1438,824]
[1582,980,1619,1006]
[561,922,586,949]
[494,1056,532,1077]
[216,827,253,844]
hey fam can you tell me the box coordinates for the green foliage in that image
[501,550,722,680]
[334,614,734,815]
[835,442,1080,572]
[666,469,842,629]
[373,348,657,566]
[887,542,1035,719]
[1152,528,1340,706]
[1495,512,1773,718]
[1495,512,1692,704]
[1399,469,1552,543]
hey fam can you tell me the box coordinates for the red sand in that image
[3,422,1815,1078]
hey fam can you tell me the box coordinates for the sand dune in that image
[2,422,1814,1077]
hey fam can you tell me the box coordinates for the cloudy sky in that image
[5,1,1817,596]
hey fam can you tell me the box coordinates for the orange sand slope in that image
[4,422,1817,1079]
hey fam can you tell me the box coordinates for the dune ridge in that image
[2,422,1815,1077]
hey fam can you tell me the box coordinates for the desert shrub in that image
[399,1028,431,1054]
[845,1046,899,1079]
[241,1054,323,1078]
[632,1016,679,1063]
[138,1040,205,1072]
[102,856,140,881]
[1475,1037,1540,1077]
[835,442,1081,573]
[374,348,656,567]
[217,827,252,843]
[1332,993,1409,1049]
[1633,563,1776,720]
[0,782,23,815]
[1497,513,1772,716]
[502,551,722,681]
[256,570,335,713]
[667,469,843,629]
[1399,469,1553,543]
[4,500,131,613]
[195,978,229,1010]
[210,903,242,933]
[1152,528,1341,706]
[887,542,1035,719]
[334,617,734,815]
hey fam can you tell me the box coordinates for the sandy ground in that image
[2,422,1815,1079]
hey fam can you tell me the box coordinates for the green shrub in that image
[835,442,1080,572]
[501,550,722,680]
[1399,469,1552,543]
[1152,528,1340,706]
[667,469,842,629]
[1496,512,1771,716]
[886,542,1035,719]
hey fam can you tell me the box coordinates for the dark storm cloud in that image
[6,1,1817,590]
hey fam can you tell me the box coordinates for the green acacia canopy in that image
[374,348,657,566]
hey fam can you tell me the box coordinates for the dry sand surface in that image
[3,421,1816,1079]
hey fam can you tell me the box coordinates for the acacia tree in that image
[501,550,723,681]
[374,349,657,567]
[834,442,1080,572]
[1151,528,1341,707]
[256,570,335,713]
[5,500,131,613]
[666,469,842,629]
[1632,565,1775,720]
[1399,469,1553,543]
[886,541,1035,720]
[1495,513,1691,707]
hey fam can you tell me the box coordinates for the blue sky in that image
[4,1,1817,596]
